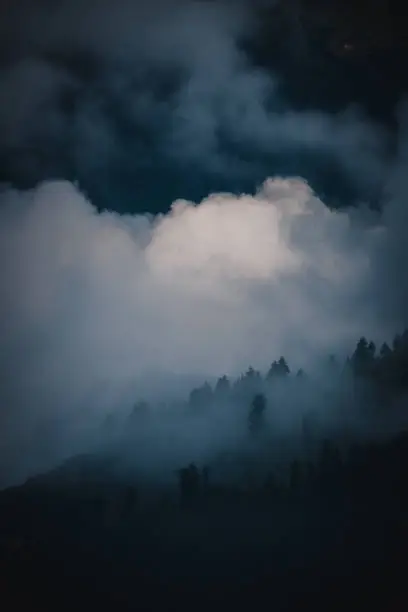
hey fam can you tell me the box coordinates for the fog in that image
[0,165,407,486]
[0,0,408,487]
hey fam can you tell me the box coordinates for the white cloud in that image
[0,171,406,483]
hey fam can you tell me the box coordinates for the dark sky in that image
[0,0,406,214]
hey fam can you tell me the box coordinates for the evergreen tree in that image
[248,393,267,434]
[267,357,290,381]
[278,356,290,376]
[351,337,376,378]
[189,382,213,410]
[214,375,231,398]
[379,342,392,360]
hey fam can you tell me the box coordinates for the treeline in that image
[94,328,408,499]
[123,329,408,428]
[188,330,408,407]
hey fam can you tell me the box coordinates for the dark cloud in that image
[0,0,395,212]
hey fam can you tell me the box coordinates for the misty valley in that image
[2,331,408,610]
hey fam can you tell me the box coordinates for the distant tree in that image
[351,337,376,378]
[189,382,213,410]
[379,342,392,360]
[343,356,352,373]
[393,334,402,351]
[368,341,376,358]
[267,361,279,380]
[233,367,262,402]
[278,356,290,376]
[388,330,408,389]
[267,357,290,381]
[244,367,262,385]
[248,393,267,434]
[214,375,231,398]
[353,336,368,360]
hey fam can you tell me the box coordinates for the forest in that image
[1,330,408,611]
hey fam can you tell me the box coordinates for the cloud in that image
[0,0,390,211]
[0,0,407,485]
[0,172,404,483]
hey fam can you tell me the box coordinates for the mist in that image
[0,0,408,487]
[0,164,407,486]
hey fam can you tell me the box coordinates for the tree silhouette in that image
[380,342,392,360]
[351,337,376,378]
[214,375,231,398]
[267,357,290,381]
[189,382,213,410]
[248,393,267,435]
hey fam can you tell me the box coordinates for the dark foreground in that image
[2,434,408,611]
